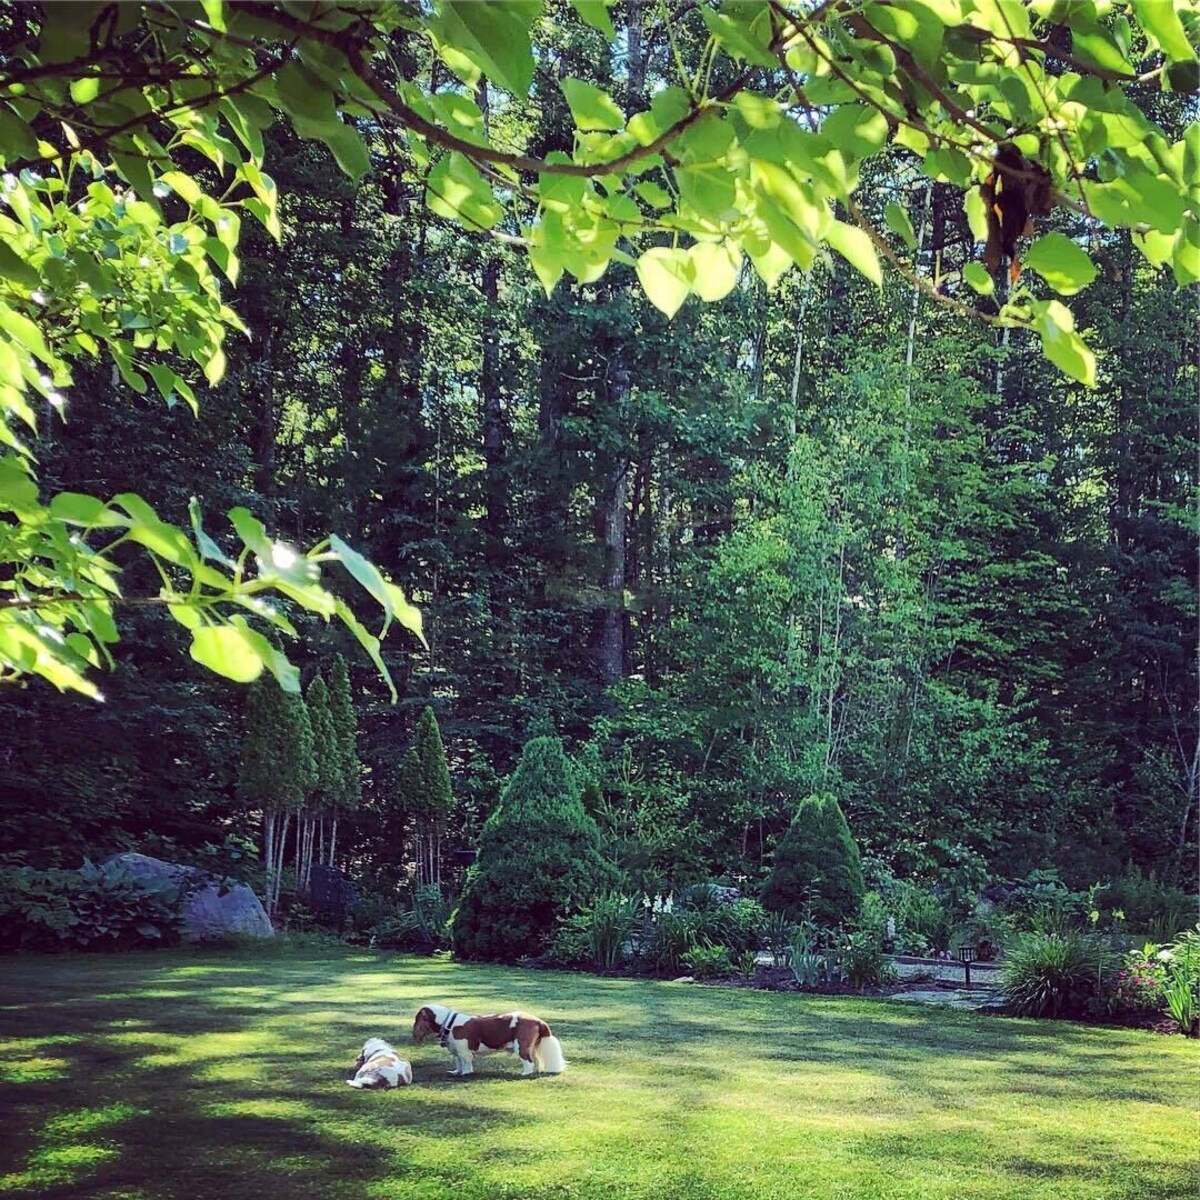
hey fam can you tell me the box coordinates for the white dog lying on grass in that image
[347,1037,413,1089]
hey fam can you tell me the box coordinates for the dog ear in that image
[412,1007,432,1042]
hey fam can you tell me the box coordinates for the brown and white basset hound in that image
[347,1037,413,1089]
[412,1004,566,1076]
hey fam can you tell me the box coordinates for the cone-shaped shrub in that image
[451,736,617,961]
[761,793,864,927]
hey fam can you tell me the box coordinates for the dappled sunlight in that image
[0,950,1194,1200]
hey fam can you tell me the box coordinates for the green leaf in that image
[676,164,737,222]
[189,624,265,683]
[636,247,694,317]
[1131,1,1196,63]
[569,0,615,37]
[699,4,778,66]
[1024,233,1098,296]
[439,1,537,97]
[0,241,38,290]
[0,455,38,511]
[635,180,673,209]
[1166,61,1200,93]
[382,580,425,643]
[200,0,227,32]
[426,152,503,231]
[1033,300,1096,387]
[822,105,889,161]
[561,78,625,132]
[333,597,397,703]
[323,122,371,181]
[0,107,40,164]
[688,241,742,301]
[330,533,394,625]
[884,201,916,250]
[69,76,101,105]
[964,188,989,244]
[204,346,227,386]
[276,61,338,129]
[189,496,234,567]
[49,492,126,527]
[0,304,52,364]
[826,220,882,286]
[229,616,300,693]
[962,261,994,295]
[1071,26,1133,76]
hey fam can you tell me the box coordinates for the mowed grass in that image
[0,948,1196,1200]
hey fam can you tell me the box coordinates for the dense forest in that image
[1,1,1196,924]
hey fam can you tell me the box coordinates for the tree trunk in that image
[597,362,630,685]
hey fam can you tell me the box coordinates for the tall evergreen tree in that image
[302,673,337,890]
[410,706,454,889]
[451,736,617,961]
[238,679,315,915]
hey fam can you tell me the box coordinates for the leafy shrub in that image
[0,860,183,952]
[681,943,732,980]
[788,922,826,988]
[649,910,700,975]
[1161,925,1200,1036]
[1097,870,1196,939]
[933,844,990,922]
[708,898,766,958]
[0,865,77,951]
[734,948,758,979]
[545,914,593,967]
[891,881,952,953]
[763,910,792,967]
[547,893,640,970]
[842,930,898,989]
[1095,944,1168,1016]
[585,893,640,969]
[761,793,864,926]
[369,885,452,952]
[451,737,618,961]
[998,870,1088,934]
[1001,932,1110,1018]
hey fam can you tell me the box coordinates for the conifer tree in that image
[451,736,617,961]
[301,673,338,890]
[761,794,865,928]
[328,654,363,810]
[238,679,315,915]
[410,706,453,888]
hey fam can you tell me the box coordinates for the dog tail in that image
[537,1034,566,1074]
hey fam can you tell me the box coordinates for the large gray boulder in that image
[105,852,273,941]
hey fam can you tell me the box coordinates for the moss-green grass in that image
[0,947,1195,1200]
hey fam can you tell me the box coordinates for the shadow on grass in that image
[0,949,1194,1200]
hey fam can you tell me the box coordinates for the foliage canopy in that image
[1,0,1197,694]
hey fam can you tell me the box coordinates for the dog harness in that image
[437,1010,462,1047]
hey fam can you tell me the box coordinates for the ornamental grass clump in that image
[1001,930,1109,1019]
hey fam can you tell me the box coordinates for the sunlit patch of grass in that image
[0,950,1195,1200]
[0,1056,72,1083]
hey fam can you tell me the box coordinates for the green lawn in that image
[0,948,1195,1200]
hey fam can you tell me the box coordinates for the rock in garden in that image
[104,853,273,941]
